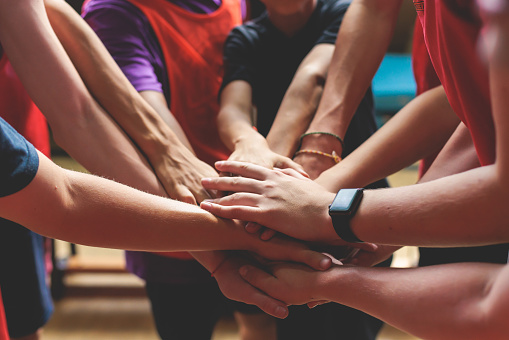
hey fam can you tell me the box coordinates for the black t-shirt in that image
[0,117,39,197]
[221,0,378,157]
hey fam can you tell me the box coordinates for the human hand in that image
[228,139,307,176]
[201,161,338,243]
[294,132,343,180]
[239,262,333,306]
[155,146,218,204]
[245,232,332,271]
[293,153,336,180]
[212,254,289,319]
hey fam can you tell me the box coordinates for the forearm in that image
[267,44,334,157]
[321,263,507,339]
[419,122,480,183]
[352,165,509,247]
[0,0,163,193]
[0,153,260,252]
[44,0,193,167]
[316,86,459,191]
[307,0,402,139]
[218,81,267,152]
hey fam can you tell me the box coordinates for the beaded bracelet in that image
[300,131,344,149]
[294,149,342,163]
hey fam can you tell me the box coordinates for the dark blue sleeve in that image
[0,117,39,197]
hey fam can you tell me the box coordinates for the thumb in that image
[171,185,198,205]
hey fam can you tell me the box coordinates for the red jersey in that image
[414,0,494,165]
[0,54,50,157]
[0,290,8,340]
[124,0,241,260]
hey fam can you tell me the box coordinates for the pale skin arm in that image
[44,0,217,204]
[217,80,304,171]
[298,0,403,175]
[240,261,509,340]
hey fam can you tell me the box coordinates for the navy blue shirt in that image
[0,117,39,197]
[221,0,380,157]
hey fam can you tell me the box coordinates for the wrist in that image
[320,265,357,302]
[299,133,344,155]
[319,192,344,243]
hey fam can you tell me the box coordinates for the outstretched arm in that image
[44,0,217,204]
[266,44,334,161]
[0,151,330,271]
[218,80,304,172]
[299,0,403,162]
[240,261,509,340]
[315,85,459,191]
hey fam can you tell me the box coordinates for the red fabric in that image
[412,19,441,177]
[415,0,494,166]
[126,0,241,260]
[0,55,50,157]
[0,289,9,340]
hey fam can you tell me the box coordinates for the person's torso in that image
[229,0,349,136]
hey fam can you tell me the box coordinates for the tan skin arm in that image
[240,261,509,340]
[217,80,304,171]
[44,0,217,204]
[298,0,403,176]
[266,44,335,161]
[316,85,459,191]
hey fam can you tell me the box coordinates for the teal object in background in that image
[372,53,416,125]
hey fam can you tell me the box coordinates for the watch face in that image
[329,189,363,214]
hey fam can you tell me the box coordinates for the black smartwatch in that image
[328,189,364,243]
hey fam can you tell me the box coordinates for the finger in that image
[294,250,332,271]
[202,192,261,207]
[245,221,262,234]
[201,176,262,193]
[260,228,277,241]
[214,161,273,180]
[307,300,329,309]
[239,264,278,292]
[276,163,309,179]
[200,200,261,222]
[243,288,289,319]
[169,185,197,205]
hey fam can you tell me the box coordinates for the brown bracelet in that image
[300,132,344,149]
[294,149,342,163]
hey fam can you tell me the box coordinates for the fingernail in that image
[239,266,248,277]
[276,306,288,318]
[320,258,332,270]
[200,201,211,209]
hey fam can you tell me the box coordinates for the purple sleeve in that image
[83,0,163,93]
